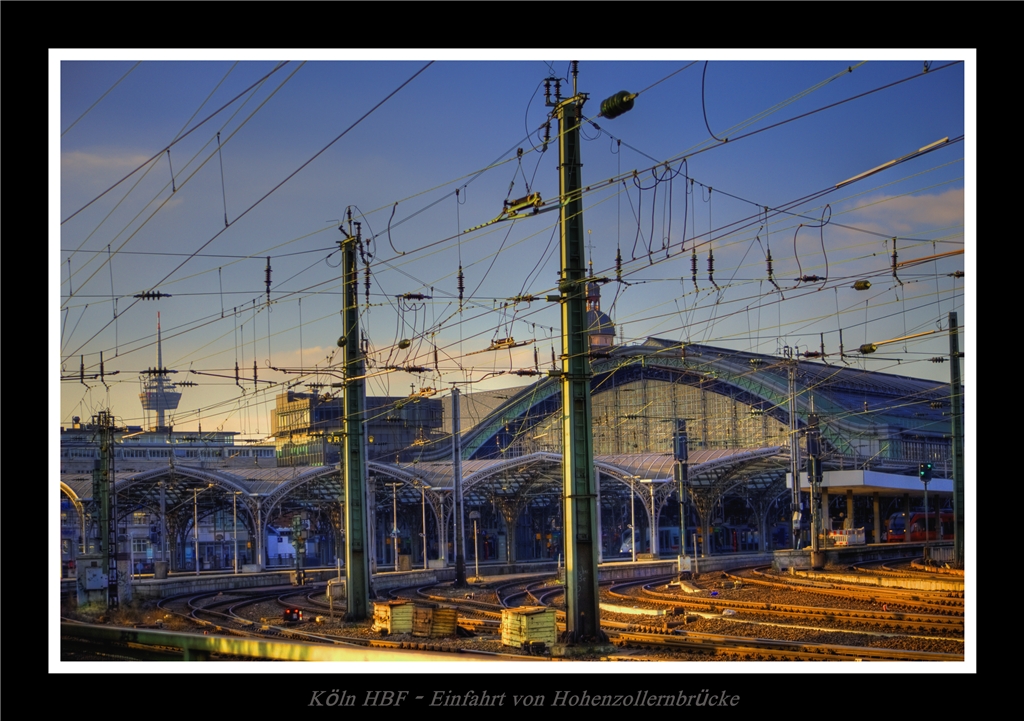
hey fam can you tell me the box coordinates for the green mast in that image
[340,212,372,619]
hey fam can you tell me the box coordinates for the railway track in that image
[63,561,967,662]
[736,566,964,613]
[612,579,964,637]
[606,629,963,662]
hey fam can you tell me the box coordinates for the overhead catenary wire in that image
[61,61,143,138]
[61,60,964,441]
[62,61,291,226]
[62,62,307,311]
[61,62,433,362]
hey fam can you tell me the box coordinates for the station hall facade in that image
[60,335,960,576]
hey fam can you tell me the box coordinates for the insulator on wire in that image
[600,90,636,120]
[766,249,782,293]
[890,237,903,286]
[364,266,371,305]
[691,250,699,290]
[265,257,271,305]
[615,247,623,281]
[457,265,465,305]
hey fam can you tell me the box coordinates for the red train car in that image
[885,511,953,542]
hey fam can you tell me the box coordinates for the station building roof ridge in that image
[427,338,956,462]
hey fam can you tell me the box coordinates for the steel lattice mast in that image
[551,64,604,643]
[340,213,372,619]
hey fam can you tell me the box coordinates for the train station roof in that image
[794,469,954,497]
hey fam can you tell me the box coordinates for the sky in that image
[53,50,972,440]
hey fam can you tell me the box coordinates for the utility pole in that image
[948,311,965,568]
[786,348,802,550]
[291,513,307,585]
[807,399,825,568]
[674,418,691,575]
[95,411,120,609]
[451,386,467,587]
[193,488,201,575]
[548,62,629,645]
[339,211,371,619]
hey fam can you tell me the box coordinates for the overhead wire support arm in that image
[835,137,951,188]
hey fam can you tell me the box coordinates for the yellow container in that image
[372,601,413,634]
[412,604,458,637]
[501,606,556,647]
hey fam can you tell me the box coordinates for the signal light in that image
[918,462,933,481]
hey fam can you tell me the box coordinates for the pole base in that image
[810,551,826,569]
[550,642,618,658]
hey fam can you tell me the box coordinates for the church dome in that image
[586,266,614,348]
[587,308,615,347]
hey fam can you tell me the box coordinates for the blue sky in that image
[53,50,972,439]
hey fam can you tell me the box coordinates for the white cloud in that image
[62,149,154,175]
[845,188,965,237]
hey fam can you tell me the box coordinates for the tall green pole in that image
[551,65,604,643]
[674,419,689,565]
[93,411,120,609]
[807,401,824,568]
[340,214,371,619]
[948,312,964,568]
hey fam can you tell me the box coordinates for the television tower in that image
[139,312,182,431]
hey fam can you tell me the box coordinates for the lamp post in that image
[192,484,214,575]
[233,491,242,574]
[640,479,665,556]
[386,482,401,566]
[193,489,199,575]
[252,494,264,569]
[469,510,481,580]
[420,483,431,570]
[628,476,639,562]
[920,462,933,560]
